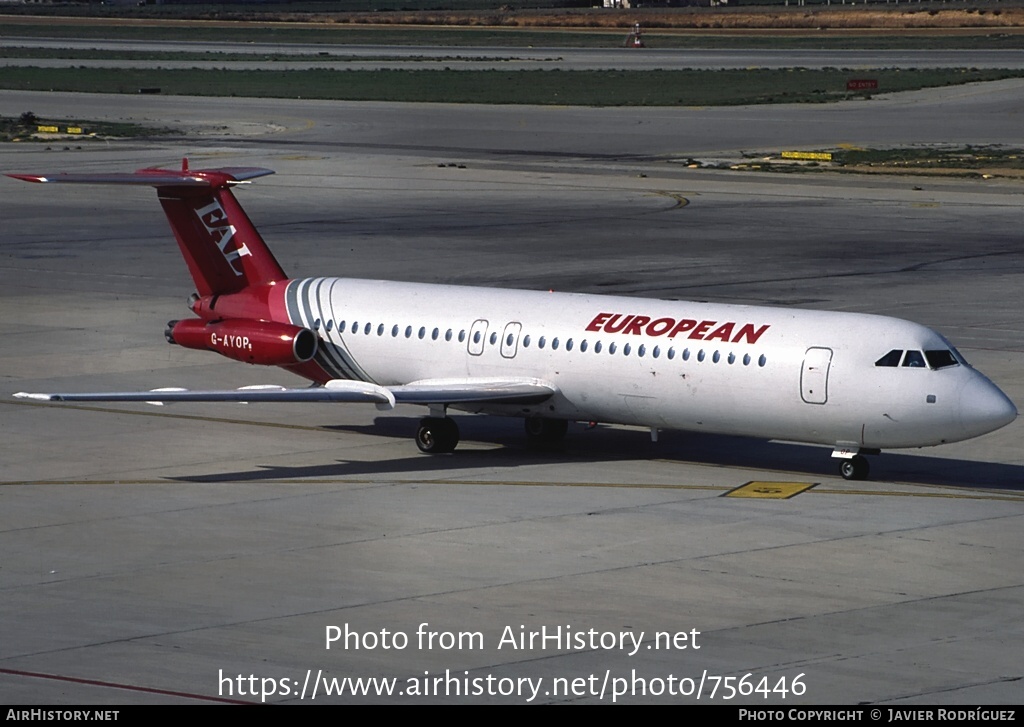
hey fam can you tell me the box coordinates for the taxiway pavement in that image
[3,40,1024,71]
[0,81,1021,704]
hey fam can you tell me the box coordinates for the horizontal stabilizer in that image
[8,161,283,297]
[7,167,274,188]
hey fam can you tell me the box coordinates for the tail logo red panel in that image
[195,198,252,277]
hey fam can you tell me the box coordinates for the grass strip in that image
[833,144,1024,170]
[2,67,1021,106]
[0,113,175,141]
[721,144,1024,178]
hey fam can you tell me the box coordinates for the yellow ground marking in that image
[724,481,817,499]
[781,151,833,161]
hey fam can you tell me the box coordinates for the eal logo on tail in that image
[195,198,252,276]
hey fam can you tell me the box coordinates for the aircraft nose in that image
[959,376,1017,437]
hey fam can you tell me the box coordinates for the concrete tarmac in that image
[0,84,1021,704]
[3,41,1024,70]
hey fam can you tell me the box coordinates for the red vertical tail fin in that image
[7,160,286,296]
[156,171,287,296]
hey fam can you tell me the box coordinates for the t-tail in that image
[8,158,286,296]
[8,160,328,378]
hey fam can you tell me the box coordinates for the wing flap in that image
[391,377,556,405]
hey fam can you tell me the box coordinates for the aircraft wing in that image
[14,377,556,409]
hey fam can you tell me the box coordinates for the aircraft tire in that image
[524,417,569,448]
[839,455,870,481]
[416,417,459,454]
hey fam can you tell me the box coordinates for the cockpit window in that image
[877,347,962,370]
[925,350,959,370]
[875,349,903,367]
[902,350,926,368]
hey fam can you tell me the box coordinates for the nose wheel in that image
[416,417,459,454]
[839,455,870,481]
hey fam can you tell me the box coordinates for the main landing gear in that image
[416,416,459,454]
[416,415,570,455]
[524,417,568,449]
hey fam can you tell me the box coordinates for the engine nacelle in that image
[166,318,318,366]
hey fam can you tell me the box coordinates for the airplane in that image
[8,161,1017,481]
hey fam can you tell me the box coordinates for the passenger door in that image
[500,322,522,359]
[468,319,489,356]
[801,347,833,404]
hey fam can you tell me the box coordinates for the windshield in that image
[924,349,959,370]
[875,348,960,370]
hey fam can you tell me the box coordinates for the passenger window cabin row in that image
[313,318,771,368]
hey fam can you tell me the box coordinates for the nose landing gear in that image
[839,455,870,481]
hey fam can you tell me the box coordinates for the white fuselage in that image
[282,278,1017,451]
